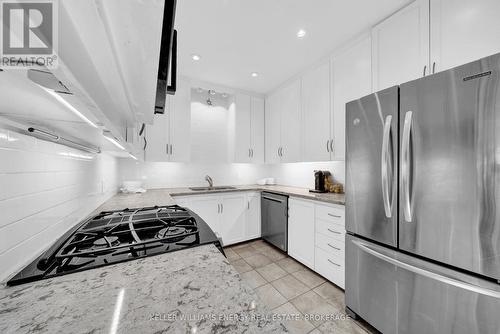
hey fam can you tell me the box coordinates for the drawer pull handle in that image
[327,228,342,234]
[328,243,341,251]
[328,213,342,218]
[328,259,341,267]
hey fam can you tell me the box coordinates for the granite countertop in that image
[0,245,286,334]
[98,185,345,212]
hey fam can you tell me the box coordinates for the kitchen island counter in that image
[0,244,286,334]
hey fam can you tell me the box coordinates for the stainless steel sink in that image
[189,186,237,191]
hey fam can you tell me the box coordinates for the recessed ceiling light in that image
[251,72,258,77]
[297,29,306,38]
[191,54,201,61]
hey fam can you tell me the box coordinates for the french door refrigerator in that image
[345,53,500,334]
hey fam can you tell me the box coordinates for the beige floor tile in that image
[244,253,273,269]
[254,283,287,309]
[292,268,326,289]
[246,239,267,249]
[240,270,267,289]
[313,281,345,303]
[233,245,258,258]
[271,274,310,300]
[276,257,307,273]
[273,302,315,334]
[231,258,253,274]
[224,248,240,261]
[256,263,288,282]
[316,318,369,334]
[229,243,252,250]
[259,245,288,261]
[291,290,343,327]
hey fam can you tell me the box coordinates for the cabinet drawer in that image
[315,247,345,289]
[316,233,345,258]
[315,204,345,226]
[315,219,345,241]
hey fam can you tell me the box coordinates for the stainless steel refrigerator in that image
[345,53,500,334]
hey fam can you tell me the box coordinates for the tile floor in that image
[224,239,377,334]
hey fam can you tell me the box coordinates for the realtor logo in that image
[0,0,58,68]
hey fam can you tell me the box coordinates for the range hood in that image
[155,0,177,114]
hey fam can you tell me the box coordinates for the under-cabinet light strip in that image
[28,127,101,154]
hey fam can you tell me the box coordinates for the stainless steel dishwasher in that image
[261,192,288,252]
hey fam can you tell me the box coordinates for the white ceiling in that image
[175,0,411,94]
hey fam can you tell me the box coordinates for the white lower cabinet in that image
[184,196,221,236]
[221,194,247,245]
[246,192,261,239]
[288,198,315,269]
[287,198,346,289]
[174,192,260,246]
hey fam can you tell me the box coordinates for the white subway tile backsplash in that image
[0,129,118,282]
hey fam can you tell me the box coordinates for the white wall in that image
[118,160,271,189]
[118,159,344,190]
[270,161,345,189]
[0,128,118,282]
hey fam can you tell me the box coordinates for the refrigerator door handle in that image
[402,111,413,222]
[381,115,393,218]
[353,239,500,299]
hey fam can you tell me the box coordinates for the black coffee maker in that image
[310,170,328,193]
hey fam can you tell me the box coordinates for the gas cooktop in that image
[7,205,222,286]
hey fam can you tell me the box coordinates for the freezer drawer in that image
[346,235,500,334]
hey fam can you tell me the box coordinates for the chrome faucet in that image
[205,175,214,188]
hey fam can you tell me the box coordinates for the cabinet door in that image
[430,0,500,73]
[302,61,332,162]
[332,35,372,160]
[265,93,282,164]
[233,93,252,163]
[246,192,261,239]
[145,112,169,161]
[288,198,315,269]
[279,79,302,162]
[221,194,247,246]
[372,0,429,91]
[169,78,191,162]
[250,97,265,164]
[188,196,221,236]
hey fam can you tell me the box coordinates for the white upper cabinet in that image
[230,94,265,164]
[372,0,430,91]
[168,79,191,162]
[331,35,372,160]
[145,78,191,162]
[265,79,302,163]
[265,93,282,164]
[301,61,332,162]
[232,94,252,163]
[430,0,500,73]
[279,80,302,163]
[250,97,265,164]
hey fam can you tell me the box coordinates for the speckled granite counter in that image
[0,245,286,334]
[98,185,344,212]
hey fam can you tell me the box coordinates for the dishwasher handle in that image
[262,196,284,203]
